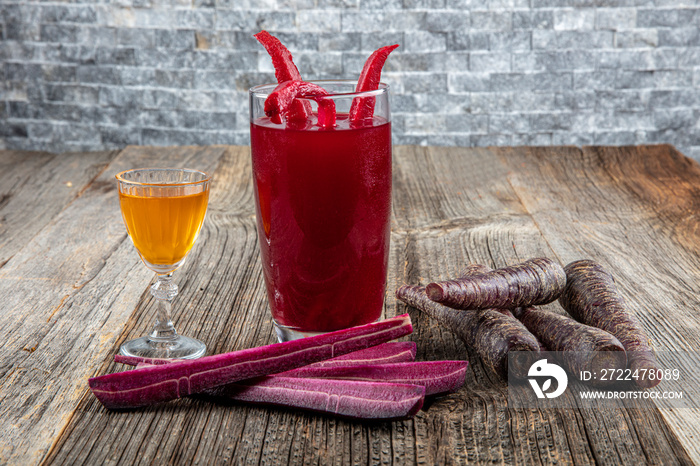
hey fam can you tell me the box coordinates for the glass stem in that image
[149,272,179,341]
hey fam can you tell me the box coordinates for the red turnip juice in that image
[251,113,392,338]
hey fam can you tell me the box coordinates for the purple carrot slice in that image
[297,341,417,368]
[90,314,413,410]
[123,344,460,396]
[133,360,463,397]
[114,355,185,366]
[115,341,417,368]
[277,361,467,396]
[205,377,425,420]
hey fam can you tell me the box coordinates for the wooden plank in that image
[390,145,692,465]
[499,144,700,463]
[43,145,695,465]
[391,198,692,465]
[0,150,118,268]
[42,145,306,465]
[45,146,417,465]
[0,146,227,465]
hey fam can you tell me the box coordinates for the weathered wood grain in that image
[0,146,227,465]
[500,145,700,463]
[43,146,285,466]
[3,145,696,465]
[0,150,118,267]
[389,145,694,465]
[391,210,693,465]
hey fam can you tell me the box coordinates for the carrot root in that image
[427,258,566,310]
[396,284,540,380]
[559,260,660,389]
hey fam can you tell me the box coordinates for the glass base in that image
[119,335,206,360]
[273,321,327,342]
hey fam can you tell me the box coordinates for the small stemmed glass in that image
[116,168,211,359]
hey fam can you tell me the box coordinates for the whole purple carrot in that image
[426,258,566,310]
[559,260,660,388]
[512,306,627,386]
[396,265,541,379]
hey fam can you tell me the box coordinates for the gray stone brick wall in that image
[1,1,699,160]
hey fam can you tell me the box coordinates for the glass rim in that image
[116,168,212,187]
[249,80,389,99]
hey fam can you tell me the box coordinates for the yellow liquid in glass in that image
[119,190,209,267]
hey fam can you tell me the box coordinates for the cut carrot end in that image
[425,283,444,302]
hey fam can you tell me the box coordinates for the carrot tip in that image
[629,359,662,388]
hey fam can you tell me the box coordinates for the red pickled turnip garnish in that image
[264,80,336,129]
[254,30,310,123]
[349,44,399,124]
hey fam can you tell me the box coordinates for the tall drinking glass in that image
[116,168,211,359]
[249,81,392,341]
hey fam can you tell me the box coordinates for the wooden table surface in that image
[1,145,699,465]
